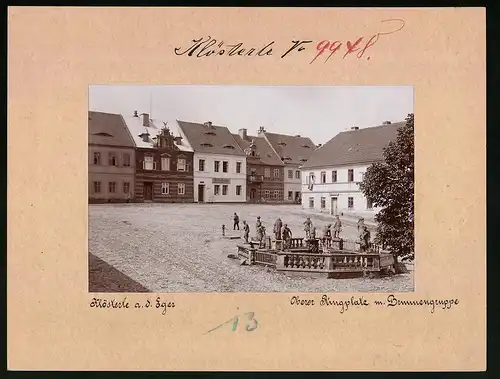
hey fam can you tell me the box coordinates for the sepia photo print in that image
[88,85,415,293]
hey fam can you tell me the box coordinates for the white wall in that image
[300,164,381,215]
[193,153,247,203]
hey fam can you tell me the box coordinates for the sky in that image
[89,85,413,145]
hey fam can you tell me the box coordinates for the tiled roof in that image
[177,120,246,156]
[261,132,316,166]
[232,134,284,166]
[301,122,405,169]
[88,111,135,147]
[122,114,192,152]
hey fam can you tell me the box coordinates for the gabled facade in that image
[257,127,317,204]
[123,111,194,202]
[232,129,284,203]
[88,111,136,203]
[177,120,247,203]
[300,121,404,215]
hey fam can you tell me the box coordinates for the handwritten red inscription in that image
[310,19,405,64]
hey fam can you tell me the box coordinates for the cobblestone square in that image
[89,203,414,292]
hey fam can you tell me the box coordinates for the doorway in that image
[330,197,338,215]
[144,182,153,201]
[198,184,205,202]
[250,188,256,200]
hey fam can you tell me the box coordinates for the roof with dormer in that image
[88,111,135,147]
[259,131,316,166]
[232,134,284,166]
[176,120,246,156]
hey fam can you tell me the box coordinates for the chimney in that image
[238,128,248,140]
[204,121,213,128]
[174,136,183,145]
[316,144,322,148]
[142,113,149,127]
[258,126,266,135]
[295,134,301,137]
[139,133,149,143]
[382,121,392,124]
[133,110,139,117]
[351,126,359,130]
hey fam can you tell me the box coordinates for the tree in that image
[359,113,414,262]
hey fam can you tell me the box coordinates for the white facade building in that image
[300,121,405,216]
[301,165,374,215]
[192,152,247,203]
[177,120,247,203]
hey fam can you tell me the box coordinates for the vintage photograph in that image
[88,85,414,293]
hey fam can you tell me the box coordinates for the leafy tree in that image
[359,113,414,263]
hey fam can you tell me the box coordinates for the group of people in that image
[231,212,372,252]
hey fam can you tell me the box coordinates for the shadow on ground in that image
[89,252,150,292]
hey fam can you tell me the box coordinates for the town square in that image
[88,85,415,293]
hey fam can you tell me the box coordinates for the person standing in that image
[242,221,250,243]
[332,215,342,238]
[233,212,240,230]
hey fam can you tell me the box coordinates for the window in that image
[93,181,101,193]
[236,161,242,174]
[214,185,220,195]
[288,191,293,200]
[295,170,300,179]
[161,157,170,171]
[309,197,314,208]
[222,161,228,173]
[143,156,155,170]
[236,185,242,196]
[108,153,118,166]
[273,168,280,177]
[360,172,365,182]
[123,182,130,193]
[123,153,131,167]
[264,168,270,178]
[161,182,169,195]
[108,182,116,193]
[264,190,270,198]
[214,161,220,172]
[222,185,228,195]
[321,171,326,183]
[274,190,280,199]
[177,158,186,171]
[348,197,354,209]
[198,159,205,172]
[332,170,337,183]
[321,197,326,209]
[367,198,373,209]
[93,152,101,165]
[288,170,293,179]
[348,169,354,182]
[178,183,185,195]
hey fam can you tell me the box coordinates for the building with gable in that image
[300,121,404,215]
[88,111,136,203]
[177,120,247,203]
[257,127,317,203]
[123,111,194,202]
[232,129,284,203]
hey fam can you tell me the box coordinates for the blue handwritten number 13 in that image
[204,312,258,335]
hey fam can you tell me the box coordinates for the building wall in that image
[88,145,136,202]
[284,164,302,203]
[134,147,194,202]
[246,161,284,202]
[193,153,247,203]
[300,164,382,215]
